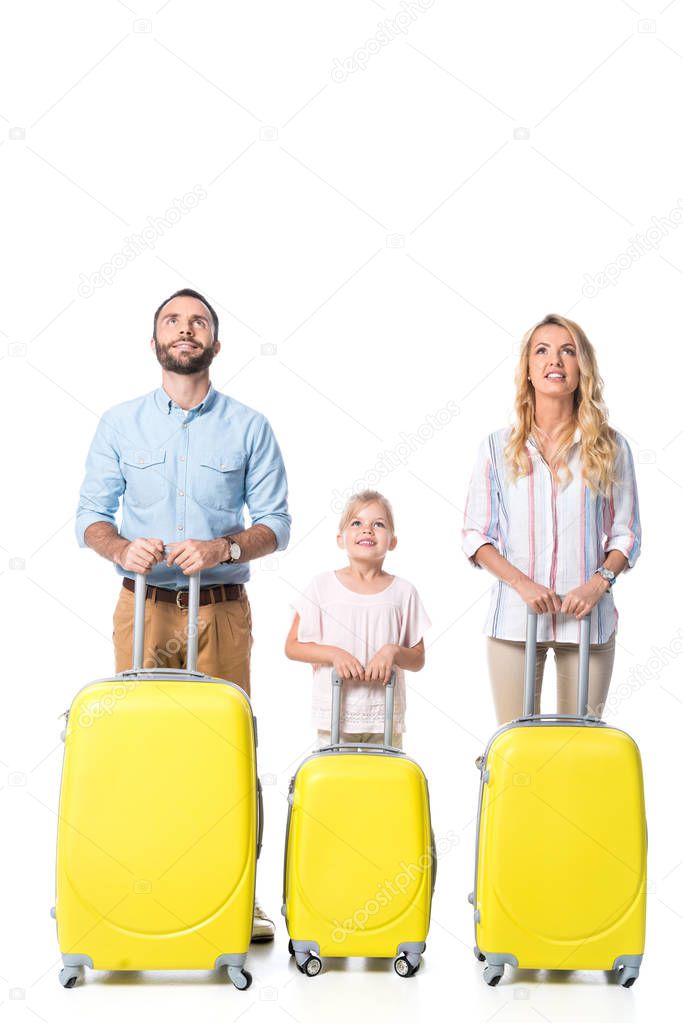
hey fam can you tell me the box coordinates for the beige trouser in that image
[113,584,253,695]
[317,730,404,750]
[486,634,616,725]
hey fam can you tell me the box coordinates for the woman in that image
[462,313,641,723]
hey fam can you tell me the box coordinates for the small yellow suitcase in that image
[471,607,647,987]
[54,572,261,990]
[283,671,435,977]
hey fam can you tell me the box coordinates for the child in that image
[285,490,430,748]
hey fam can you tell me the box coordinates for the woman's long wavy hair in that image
[504,314,619,493]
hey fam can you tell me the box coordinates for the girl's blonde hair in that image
[338,490,395,533]
[504,313,619,493]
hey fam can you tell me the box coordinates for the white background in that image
[1,1,681,1021]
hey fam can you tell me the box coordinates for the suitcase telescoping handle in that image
[132,565,201,673]
[330,669,396,747]
[524,597,592,718]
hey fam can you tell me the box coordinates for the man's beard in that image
[154,340,216,375]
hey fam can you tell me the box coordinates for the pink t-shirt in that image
[291,571,431,733]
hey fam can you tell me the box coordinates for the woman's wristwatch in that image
[595,567,616,589]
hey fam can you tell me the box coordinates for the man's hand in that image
[365,644,398,684]
[331,649,366,680]
[116,537,165,574]
[166,538,228,575]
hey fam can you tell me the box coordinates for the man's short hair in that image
[153,288,219,341]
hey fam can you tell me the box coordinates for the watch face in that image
[230,542,241,561]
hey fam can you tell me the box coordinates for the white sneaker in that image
[251,897,275,943]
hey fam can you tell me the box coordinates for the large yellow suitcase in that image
[55,572,261,991]
[283,672,435,977]
[472,608,647,987]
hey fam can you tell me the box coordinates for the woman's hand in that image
[561,577,609,619]
[331,649,365,680]
[365,645,398,684]
[513,578,562,615]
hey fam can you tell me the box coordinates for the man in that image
[75,287,291,942]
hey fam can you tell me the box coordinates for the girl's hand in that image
[331,649,365,680]
[561,577,608,619]
[514,577,562,615]
[365,645,398,684]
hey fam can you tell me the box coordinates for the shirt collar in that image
[154,382,217,417]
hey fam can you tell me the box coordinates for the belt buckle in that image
[176,590,188,610]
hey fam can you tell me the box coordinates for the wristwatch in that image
[596,567,616,588]
[221,537,242,565]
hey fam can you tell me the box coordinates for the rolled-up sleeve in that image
[75,417,125,548]
[244,416,291,551]
[462,438,500,568]
[604,435,641,569]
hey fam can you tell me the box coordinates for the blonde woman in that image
[462,314,641,724]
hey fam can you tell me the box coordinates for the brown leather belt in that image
[123,576,244,609]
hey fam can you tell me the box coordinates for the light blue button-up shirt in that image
[76,383,291,589]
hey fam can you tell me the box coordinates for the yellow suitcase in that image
[54,572,261,991]
[471,608,647,987]
[283,672,435,977]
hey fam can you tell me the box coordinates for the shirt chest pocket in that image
[193,452,246,512]
[120,448,168,506]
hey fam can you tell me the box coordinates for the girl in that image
[285,490,430,748]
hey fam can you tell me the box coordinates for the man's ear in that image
[213,339,221,354]
[389,534,398,551]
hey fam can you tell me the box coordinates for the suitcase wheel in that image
[617,966,639,988]
[287,939,294,957]
[298,955,322,977]
[483,964,504,986]
[474,945,486,963]
[58,966,83,989]
[229,969,252,991]
[394,955,420,978]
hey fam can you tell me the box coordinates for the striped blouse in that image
[462,427,641,643]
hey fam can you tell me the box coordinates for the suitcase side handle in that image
[330,669,396,747]
[524,596,594,718]
[133,559,201,672]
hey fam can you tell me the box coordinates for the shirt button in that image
[182,423,188,429]
[179,456,185,462]
[177,525,184,531]
[178,490,184,497]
